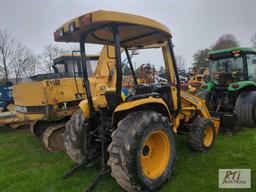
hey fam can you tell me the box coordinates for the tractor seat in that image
[125,84,168,102]
[105,88,128,110]
[134,84,162,95]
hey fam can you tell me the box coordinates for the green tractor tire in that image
[235,91,256,128]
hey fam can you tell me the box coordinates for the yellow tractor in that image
[54,10,219,191]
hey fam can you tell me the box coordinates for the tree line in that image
[1,29,256,83]
[192,33,256,72]
[0,30,66,83]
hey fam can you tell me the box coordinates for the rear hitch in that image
[84,113,110,192]
[64,111,111,192]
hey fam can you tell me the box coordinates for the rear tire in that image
[108,111,175,192]
[64,110,86,164]
[235,91,256,127]
[189,117,215,152]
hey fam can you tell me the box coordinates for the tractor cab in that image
[206,47,256,88]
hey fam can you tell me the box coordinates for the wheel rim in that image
[140,130,170,179]
[203,126,214,147]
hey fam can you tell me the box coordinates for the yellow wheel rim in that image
[140,130,170,179]
[203,126,214,147]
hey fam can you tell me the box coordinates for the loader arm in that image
[180,90,219,133]
[180,90,211,119]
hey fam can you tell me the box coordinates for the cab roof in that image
[53,54,99,64]
[54,10,171,48]
[208,47,256,55]
[60,54,99,58]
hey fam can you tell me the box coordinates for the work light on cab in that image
[59,28,64,37]
[232,50,241,57]
[69,22,76,32]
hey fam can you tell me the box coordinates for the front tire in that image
[189,117,216,152]
[108,111,175,192]
[235,91,256,127]
[64,110,86,164]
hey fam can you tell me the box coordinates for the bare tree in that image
[251,33,256,48]
[0,30,15,82]
[39,43,65,73]
[0,30,38,83]
[175,55,185,70]
[211,33,239,51]
[11,43,28,83]
[9,44,38,83]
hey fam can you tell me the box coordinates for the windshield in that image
[66,60,82,76]
[121,48,166,87]
[246,54,256,81]
[90,60,98,75]
[209,56,245,83]
[54,57,99,77]
[54,63,65,73]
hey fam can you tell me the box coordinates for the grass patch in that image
[0,127,255,191]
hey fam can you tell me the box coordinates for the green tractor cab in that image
[198,47,256,132]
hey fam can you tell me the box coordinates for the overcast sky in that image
[0,0,255,69]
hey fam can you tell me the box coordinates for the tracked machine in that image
[54,10,219,191]
[0,46,116,152]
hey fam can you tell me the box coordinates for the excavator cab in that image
[53,54,99,77]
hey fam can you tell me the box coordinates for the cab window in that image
[246,54,256,81]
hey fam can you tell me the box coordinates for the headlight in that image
[59,28,64,37]
[15,106,27,113]
[69,22,76,32]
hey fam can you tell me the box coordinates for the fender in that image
[79,95,107,119]
[201,82,215,91]
[79,100,90,119]
[112,97,172,126]
[228,81,256,91]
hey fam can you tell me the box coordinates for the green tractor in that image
[197,47,256,132]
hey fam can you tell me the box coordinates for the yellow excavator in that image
[0,45,116,152]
